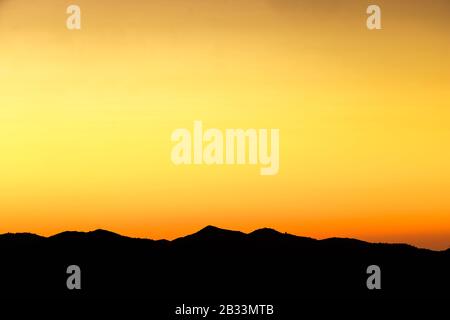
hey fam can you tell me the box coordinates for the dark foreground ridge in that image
[0,226,449,299]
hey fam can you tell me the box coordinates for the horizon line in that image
[1,225,448,252]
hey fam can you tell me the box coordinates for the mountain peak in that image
[249,228,282,237]
[176,225,246,243]
[0,232,44,241]
[50,229,124,241]
[197,225,223,234]
[195,225,243,236]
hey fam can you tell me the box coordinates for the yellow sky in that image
[0,0,449,249]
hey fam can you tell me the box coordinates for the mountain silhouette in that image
[0,226,448,300]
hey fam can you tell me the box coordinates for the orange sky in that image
[0,0,449,249]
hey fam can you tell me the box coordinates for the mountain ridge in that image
[0,225,449,299]
[0,225,448,251]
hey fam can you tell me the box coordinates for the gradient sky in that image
[0,0,449,249]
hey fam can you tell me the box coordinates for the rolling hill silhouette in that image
[0,226,448,300]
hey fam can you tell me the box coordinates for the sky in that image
[0,0,449,249]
